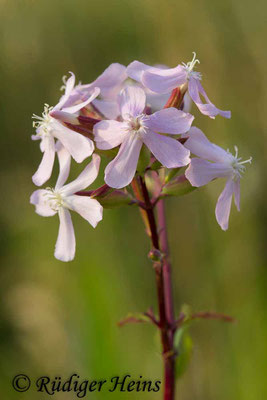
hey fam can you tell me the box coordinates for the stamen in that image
[234,145,238,158]
[43,188,65,211]
[32,104,54,131]
[238,157,252,165]
[60,75,68,91]
[182,52,202,80]
[230,146,252,180]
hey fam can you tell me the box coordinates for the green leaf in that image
[175,330,193,379]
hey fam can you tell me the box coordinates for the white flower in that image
[32,72,100,187]
[30,146,103,261]
[184,127,252,230]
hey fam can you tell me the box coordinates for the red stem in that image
[136,176,176,400]
[157,199,175,337]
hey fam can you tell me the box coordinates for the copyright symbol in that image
[12,374,31,392]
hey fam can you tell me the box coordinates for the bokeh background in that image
[0,0,266,399]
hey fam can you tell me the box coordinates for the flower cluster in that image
[31,53,251,261]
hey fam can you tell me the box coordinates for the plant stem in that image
[134,176,176,400]
[157,199,175,336]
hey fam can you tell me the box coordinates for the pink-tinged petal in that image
[188,79,231,119]
[184,127,230,163]
[146,108,194,135]
[215,179,234,231]
[142,131,190,168]
[54,208,76,262]
[126,61,155,82]
[182,92,192,113]
[185,159,232,187]
[50,110,79,124]
[32,136,55,186]
[142,65,187,94]
[54,72,76,111]
[81,63,127,99]
[62,87,100,114]
[52,120,94,162]
[118,86,146,118]
[93,99,120,119]
[68,196,103,228]
[145,90,171,111]
[104,134,143,189]
[233,179,240,211]
[31,134,40,141]
[61,154,101,195]
[30,189,56,217]
[55,142,71,190]
[94,120,128,150]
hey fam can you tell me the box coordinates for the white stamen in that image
[182,51,202,80]
[230,146,252,179]
[32,104,54,135]
[124,113,149,136]
[60,75,68,91]
[44,188,67,211]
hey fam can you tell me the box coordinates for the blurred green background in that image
[0,0,266,398]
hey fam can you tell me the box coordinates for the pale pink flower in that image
[32,73,99,187]
[64,63,128,119]
[30,147,103,262]
[184,127,252,230]
[94,86,194,189]
[127,53,230,119]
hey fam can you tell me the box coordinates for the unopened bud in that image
[162,175,196,197]
[148,249,164,262]
[97,190,132,208]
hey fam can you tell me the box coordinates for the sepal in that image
[162,175,196,196]
[96,190,133,208]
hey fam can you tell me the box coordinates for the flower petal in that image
[233,179,240,211]
[146,108,194,134]
[184,127,231,163]
[94,120,128,150]
[142,65,187,94]
[104,134,143,189]
[81,63,127,99]
[68,196,103,228]
[55,142,71,190]
[62,87,100,114]
[52,120,94,162]
[142,131,190,168]
[61,154,101,195]
[30,189,56,217]
[54,208,76,262]
[118,86,146,118]
[215,179,234,231]
[188,79,231,119]
[32,136,55,186]
[93,99,120,119]
[145,90,171,111]
[185,159,232,187]
[126,61,156,82]
[54,72,76,111]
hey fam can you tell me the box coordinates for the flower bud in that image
[97,190,132,208]
[162,175,196,197]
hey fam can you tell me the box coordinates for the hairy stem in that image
[134,176,176,400]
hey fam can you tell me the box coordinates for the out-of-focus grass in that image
[0,0,266,399]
